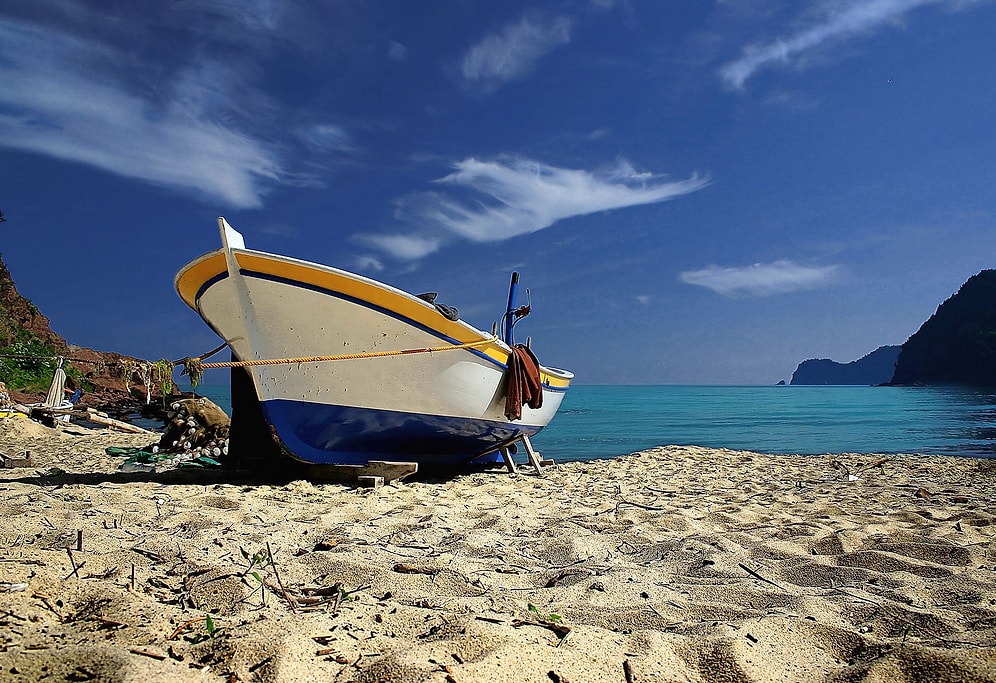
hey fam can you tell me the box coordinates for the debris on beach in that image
[107,396,230,470]
[155,396,230,466]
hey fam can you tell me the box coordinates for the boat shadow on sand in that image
[1,457,531,488]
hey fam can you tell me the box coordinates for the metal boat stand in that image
[499,434,555,475]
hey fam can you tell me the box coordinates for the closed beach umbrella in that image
[43,359,67,408]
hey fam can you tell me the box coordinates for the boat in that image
[174,217,573,468]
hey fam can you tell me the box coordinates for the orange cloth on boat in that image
[504,344,543,420]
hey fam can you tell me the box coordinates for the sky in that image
[2,0,996,385]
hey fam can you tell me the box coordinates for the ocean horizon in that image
[184,384,996,463]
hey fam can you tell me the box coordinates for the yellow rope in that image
[196,336,500,369]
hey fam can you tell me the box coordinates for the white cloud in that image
[352,255,385,272]
[388,41,408,61]
[174,0,284,33]
[0,17,285,208]
[299,123,354,153]
[354,234,441,261]
[680,260,840,296]
[719,0,963,89]
[359,157,710,259]
[433,157,710,242]
[461,15,573,90]
[636,295,651,304]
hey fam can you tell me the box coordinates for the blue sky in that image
[2,0,995,384]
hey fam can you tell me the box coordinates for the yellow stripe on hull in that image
[175,248,572,389]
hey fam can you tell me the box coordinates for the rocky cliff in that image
[790,345,901,385]
[0,254,165,412]
[891,270,996,386]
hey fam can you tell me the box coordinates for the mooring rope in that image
[194,336,500,370]
[0,353,88,363]
[2,337,500,392]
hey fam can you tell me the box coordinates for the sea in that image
[186,384,996,462]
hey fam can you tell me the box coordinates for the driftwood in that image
[77,409,155,434]
[18,404,154,434]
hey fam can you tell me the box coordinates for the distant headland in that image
[790,345,901,386]
[791,269,996,387]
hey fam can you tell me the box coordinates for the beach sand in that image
[1,417,994,682]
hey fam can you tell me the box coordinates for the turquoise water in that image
[188,384,996,461]
[535,385,996,460]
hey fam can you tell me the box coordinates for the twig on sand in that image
[130,546,166,563]
[616,499,667,512]
[623,659,635,683]
[63,547,84,580]
[512,618,572,645]
[129,648,167,661]
[33,593,63,620]
[513,606,573,646]
[856,457,890,474]
[0,558,46,566]
[737,562,785,591]
[266,542,298,612]
[827,586,882,605]
[168,616,209,640]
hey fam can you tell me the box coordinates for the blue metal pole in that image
[503,272,519,345]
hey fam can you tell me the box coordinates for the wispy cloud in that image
[358,157,710,259]
[0,7,364,209]
[352,255,385,273]
[356,233,441,260]
[461,15,573,91]
[388,41,408,61]
[0,18,285,208]
[297,124,355,153]
[681,260,840,296]
[719,0,971,89]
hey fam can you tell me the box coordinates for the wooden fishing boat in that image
[175,218,573,468]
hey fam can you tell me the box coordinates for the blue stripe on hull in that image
[259,399,541,466]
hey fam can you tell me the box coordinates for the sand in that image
[0,416,994,682]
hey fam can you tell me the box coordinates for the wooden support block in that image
[1,451,33,469]
[363,461,417,481]
[300,460,417,483]
[357,475,384,489]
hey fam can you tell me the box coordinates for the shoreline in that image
[1,417,994,682]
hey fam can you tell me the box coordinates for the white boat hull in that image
[175,219,573,466]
